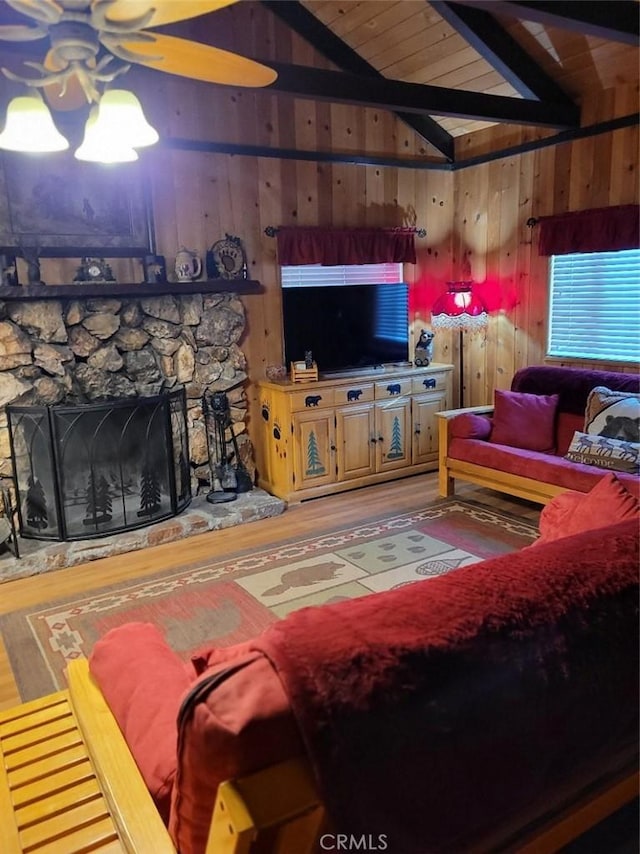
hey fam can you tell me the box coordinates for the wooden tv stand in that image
[256,364,454,503]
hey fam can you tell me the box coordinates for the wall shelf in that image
[0,279,263,301]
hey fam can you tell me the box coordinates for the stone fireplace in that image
[0,289,254,520]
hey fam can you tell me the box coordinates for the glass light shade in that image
[432,281,488,330]
[74,107,138,163]
[95,89,159,148]
[0,93,69,153]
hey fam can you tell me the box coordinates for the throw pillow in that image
[489,389,559,452]
[449,412,492,440]
[565,430,639,474]
[584,386,640,442]
[534,472,639,546]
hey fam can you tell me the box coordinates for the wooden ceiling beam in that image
[267,63,579,128]
[261,0,455,161]
[432,1,576,105]
[453,1,640,45]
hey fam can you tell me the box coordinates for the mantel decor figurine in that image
[73,257,116,283]
[174,246,202,282]
[0,253,18,286]
[22,246,45,285]
[206,234,248,280]
[142,253,167,285]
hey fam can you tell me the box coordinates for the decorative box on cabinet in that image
[257,364,453,503]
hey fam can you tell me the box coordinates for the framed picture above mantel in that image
[0,151,153,258]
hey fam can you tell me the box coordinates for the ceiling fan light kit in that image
[0,0,277,163]
[74,104,138,163]
[0,90,69,152]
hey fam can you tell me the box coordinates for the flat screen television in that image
[282,282,410,375]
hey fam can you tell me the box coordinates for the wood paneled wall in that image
[126,4,457,445]
[2,3,637,462]
[451,82,639,407]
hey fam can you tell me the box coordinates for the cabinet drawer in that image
[375,378,412,399]
[334,383,375,406]
[412,372,449,394]
[290,388,334,411]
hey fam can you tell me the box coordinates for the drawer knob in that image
[423,378,436,389]
[304,394,322,407]
[347,388,363,401]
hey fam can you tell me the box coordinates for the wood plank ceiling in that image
[0,1,637,167]
[263,0,639,164]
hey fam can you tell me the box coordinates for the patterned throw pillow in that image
[584,386,640,442]
[565,430,639,474]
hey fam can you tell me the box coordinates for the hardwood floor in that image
[0,474,541,710]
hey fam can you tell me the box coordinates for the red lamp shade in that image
[431,281,488,330]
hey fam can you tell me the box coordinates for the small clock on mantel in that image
[74,257,116,283]
[206,234,248,280]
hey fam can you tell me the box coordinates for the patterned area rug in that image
[1,499,539,701]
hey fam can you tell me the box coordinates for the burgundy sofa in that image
[437,365,640,504]
[89,482,639,854]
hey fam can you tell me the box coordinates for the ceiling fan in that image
[0,0,277,111]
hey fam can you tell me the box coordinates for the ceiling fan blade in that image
[42,50,90,111]
[101,0,237,29]
[6,0,62,26]
[118,33,277,88]
[0,24,48,41]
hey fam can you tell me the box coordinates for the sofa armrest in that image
[436,407,494,497]
[67,659,177,853]
[437,405,495,420]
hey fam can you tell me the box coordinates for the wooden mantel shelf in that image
[0,279,264,301]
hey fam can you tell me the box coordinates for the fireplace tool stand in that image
[203,392,253,504]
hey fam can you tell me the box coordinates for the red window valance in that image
[276,227,417,266]
[538,204,640,256]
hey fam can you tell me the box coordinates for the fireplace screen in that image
[7,388,191,542]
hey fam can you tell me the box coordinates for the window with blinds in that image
[281,263,403,288]
[548,249,640,363]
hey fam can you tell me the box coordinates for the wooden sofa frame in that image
[436,406,572,505]
[0,659,636,854]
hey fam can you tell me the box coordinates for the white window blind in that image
[548,248,640,362]
[281,263,403,288]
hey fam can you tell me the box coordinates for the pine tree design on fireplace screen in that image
[6,389,191,542]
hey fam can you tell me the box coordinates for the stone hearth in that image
[0,488,284,583]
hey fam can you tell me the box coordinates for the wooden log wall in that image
[1,2,637,460]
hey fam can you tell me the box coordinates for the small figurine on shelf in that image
[304,350,314,369]
[22,246,45,285]
[142,254,167,284]
[0,254,18,287]
[414,329,435,367]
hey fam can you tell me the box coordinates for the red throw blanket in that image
[251,520,639,853]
